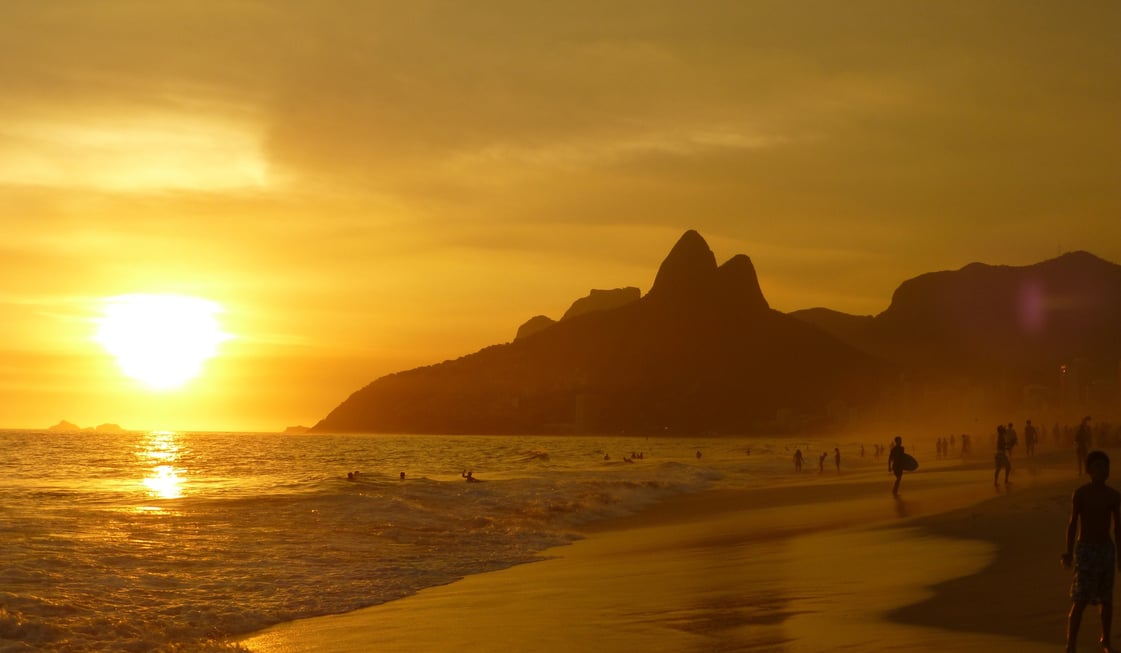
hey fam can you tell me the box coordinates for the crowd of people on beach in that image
[332,416,1121,651]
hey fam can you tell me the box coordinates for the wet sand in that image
[241,449,1094,652]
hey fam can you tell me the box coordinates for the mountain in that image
[314,230,888,435]
[514,287,640,342]
[561,287,641,322]
[791,251,1121,411]
[48,420,81,432]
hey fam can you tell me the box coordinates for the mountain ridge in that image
[314,230,884,435]
[314,236,1121,435]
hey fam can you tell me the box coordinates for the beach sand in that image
[241,449,1098,652]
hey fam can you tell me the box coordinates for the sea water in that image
[0,430,847,651]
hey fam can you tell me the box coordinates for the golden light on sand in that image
[96,294,230,390]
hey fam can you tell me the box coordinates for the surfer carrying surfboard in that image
[887,436,907,497]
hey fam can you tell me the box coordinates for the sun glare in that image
[96,294,230,390]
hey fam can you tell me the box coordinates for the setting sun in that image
[95,294,230,390]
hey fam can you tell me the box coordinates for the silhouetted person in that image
[1025,419,1038,457]
[400,471,406,480]
[793,449,804,472]
[696,450,702,460]
[834,447,841,473]
[1077,417,1094,476]
[994,425,1012,486]
[462,470,479,482]
[1063,451,1121,653]
[860,444,865,458]
[1006,422,1018,458]
[888,436,905,496]
[818,451,827,474]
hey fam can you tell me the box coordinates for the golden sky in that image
[1,2,1118,432]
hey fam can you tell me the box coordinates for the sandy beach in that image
[241,448,1096,652]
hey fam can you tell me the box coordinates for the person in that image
[399,471,406,480]
[1077,417,1094,476]
[1062,450,1121,653]
[1006,422,1018,458]
[793,449,804,472]
[834,447,841,473]
[994,425,1012,486]
[1025,419,1038,458]
[696,450,702,460]
[462,470,480,482]
[818,451,827,474]
[888,436,906,496]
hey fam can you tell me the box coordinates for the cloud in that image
[0,112,269,191]
[1,1,1119,428]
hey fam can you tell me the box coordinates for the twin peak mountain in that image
[315,230,1121,435]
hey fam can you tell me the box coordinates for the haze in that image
[1,1,1118,431]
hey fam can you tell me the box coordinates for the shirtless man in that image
[1063,450,1121,652]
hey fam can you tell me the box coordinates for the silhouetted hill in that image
[515,287,640,342]
[792,251,1121,398]
[314,230,888,435]
[561,287,640,321]
[786,308,873,350]
[48,420,81,432]
[514,315,556,341]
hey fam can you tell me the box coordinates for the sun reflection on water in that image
[140,431,184,500]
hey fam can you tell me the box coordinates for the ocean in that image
[0,430,851,652]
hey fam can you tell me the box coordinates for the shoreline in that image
[239,449,1084,652]
[886,465,1079,646]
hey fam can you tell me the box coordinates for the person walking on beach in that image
[793,449,804,472]
[1006,422,1018,458]
[834,447,841,473]
[994,425,1012,486]
[888,436,906,497]
[818,451,827,474]
[1025,419,1038,458]
[1062,450,1121,653]
[1077,417,1094,476]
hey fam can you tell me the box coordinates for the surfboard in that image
[900,453,919,472]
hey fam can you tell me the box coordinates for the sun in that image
[96,294,230,390]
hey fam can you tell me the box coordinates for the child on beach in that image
[994,424,1012,486]
[1062,450,1121,653]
